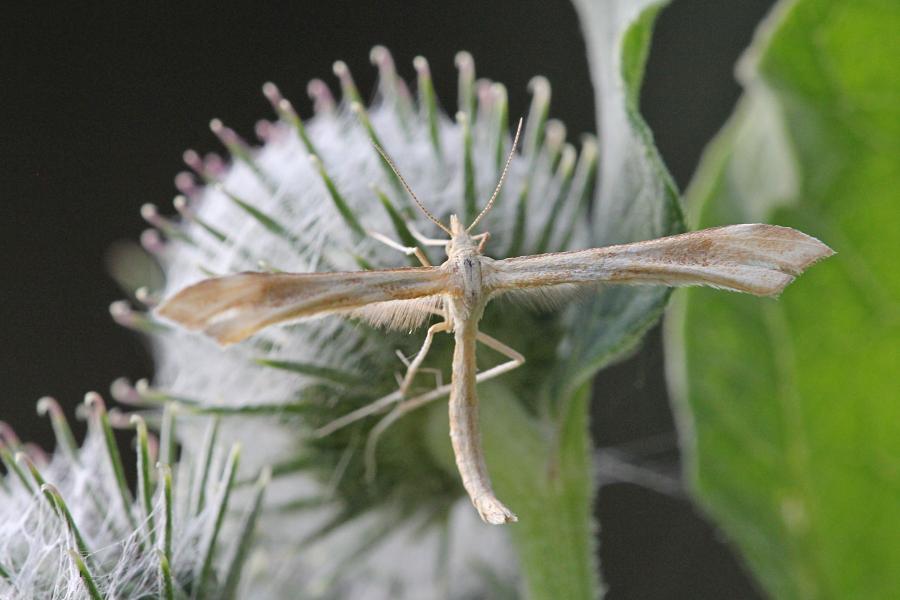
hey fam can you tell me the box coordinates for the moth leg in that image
[396,367,443,389]
[364,333,525,482]
[367,230,432,266]
[321,329,523,441]
[314,389,403,438]
[418,367,443,389]
[474,331,525,378]
[399,321,451,397]
[408,222,451,247]
[393,349,411,387]
[314,309,448,439]
[395,349,411,366]
[472,232,491,253]
[315,321,449,438]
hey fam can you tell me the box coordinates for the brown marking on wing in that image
[157,267,451,345]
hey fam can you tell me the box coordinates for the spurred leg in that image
[362,331,524,493]
[314,314,448,438]
[398,321,451,396]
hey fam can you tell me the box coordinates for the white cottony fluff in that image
[0,404,247,599]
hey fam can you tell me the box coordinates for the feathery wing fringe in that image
[499,283,591,312]
[346,296,443,331]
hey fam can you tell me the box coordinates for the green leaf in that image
[667,1,900,597]
[568,0,685,392]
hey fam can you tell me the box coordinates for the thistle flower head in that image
[110,47,597,596]
[0,395,265,599]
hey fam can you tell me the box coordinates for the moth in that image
[158,120,833,524]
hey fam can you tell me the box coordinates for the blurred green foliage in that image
[668,0,900,597]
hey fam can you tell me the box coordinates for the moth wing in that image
[485,224,833,300]
[157,267,450,345]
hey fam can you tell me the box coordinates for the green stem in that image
[480,384,598,600]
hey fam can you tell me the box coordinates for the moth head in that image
[449,214,465,237]
[447,214,477,256]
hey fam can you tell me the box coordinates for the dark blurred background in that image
[1,1,774,598]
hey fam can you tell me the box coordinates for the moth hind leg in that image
[396,363,444,391]
[364,333,525,483]
[475,331,525,376]
[417,367,443,389]
[398,320,450,397]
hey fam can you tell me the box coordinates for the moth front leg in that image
[407,222,452,248]
[473,232,490,253]
[367,230,432,266]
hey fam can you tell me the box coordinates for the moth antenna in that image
[467,117,523,232]
[373,143,452,235]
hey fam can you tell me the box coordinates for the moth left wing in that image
[157,267,450,345]
[484,224,833,299]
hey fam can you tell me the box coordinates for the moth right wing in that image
[157,267,450,345]
[485,224,833,299]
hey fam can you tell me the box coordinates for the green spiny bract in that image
[0,395,266,599]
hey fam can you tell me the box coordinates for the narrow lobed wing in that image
[485,224,834,298]
[157,267,450,345]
